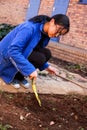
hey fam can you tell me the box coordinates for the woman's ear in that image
[51,18,55,23]
[50,18,55,25]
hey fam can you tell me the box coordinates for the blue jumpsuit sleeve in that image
[8,27,36,76]
[39,62,50,71]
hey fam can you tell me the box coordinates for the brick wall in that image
[38,0,54,16]
[60,0,87,50]
[48,42,87,67]
[0,0,28,25]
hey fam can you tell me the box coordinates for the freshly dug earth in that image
[0,92,87,130]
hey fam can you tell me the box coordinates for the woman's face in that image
[46,19,68,38]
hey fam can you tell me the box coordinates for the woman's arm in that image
[8,27,36,77]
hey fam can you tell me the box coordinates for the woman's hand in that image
[46,65,57,75]
[29,70,37,80]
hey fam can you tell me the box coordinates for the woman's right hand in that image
[29,70,37,80]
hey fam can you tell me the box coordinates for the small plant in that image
[4,93,14,100]
[0,124,13,130]
[7,94,14,99]
[52,107,56,111]
[0,23,16,40]
[0,89,3,94]
[38,71,48,77]
[80,128,84,130]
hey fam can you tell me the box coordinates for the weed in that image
[0,23,16,40]
[0,124,13,130]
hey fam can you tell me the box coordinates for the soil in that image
[0,58,87,130]
[50,57,87,78]
[0,92,87,130]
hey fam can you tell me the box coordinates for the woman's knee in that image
[28,48,51,68]
[44,48,52,61]
[37,53,46,66]
[29,52,46,68]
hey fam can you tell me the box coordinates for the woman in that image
[0,14,70,89]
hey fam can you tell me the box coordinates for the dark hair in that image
[29,14,70,32]
[29,15,51,23]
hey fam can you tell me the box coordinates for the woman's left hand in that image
[46,65,57,75]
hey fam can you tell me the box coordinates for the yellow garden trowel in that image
[32,78,41,106]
